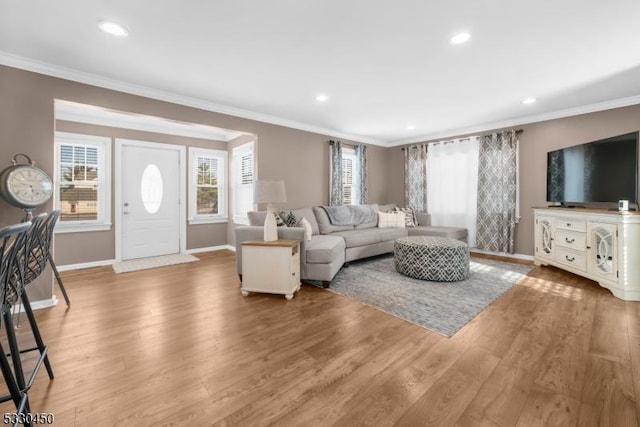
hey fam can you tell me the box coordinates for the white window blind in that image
[189,148,227,223]
[55,132,111,232]
[342,148,356,205]
[233,142,255,224]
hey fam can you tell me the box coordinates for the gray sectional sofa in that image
[235,203,467,288]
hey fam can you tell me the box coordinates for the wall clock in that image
[0,154,53,211]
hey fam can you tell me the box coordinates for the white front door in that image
[120,142,182,260]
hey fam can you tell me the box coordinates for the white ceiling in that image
[2,1,640,146]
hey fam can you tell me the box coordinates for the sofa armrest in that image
[414,212,431,226]
[235,226,307,276]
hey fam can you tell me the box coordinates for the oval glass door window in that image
[140,164,163,214]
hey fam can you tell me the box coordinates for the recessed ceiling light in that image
[316,94,328,102]
[407,125,416,130]
[522,98,537,105]
[98,21,129,37]
[450,32,470,45]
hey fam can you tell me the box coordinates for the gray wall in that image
[0,65,391,301]
[2,63,639,303]
[55,120,233,265]
[517,104,640,255]
[392,103,640,256]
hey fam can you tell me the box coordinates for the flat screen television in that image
[546,131,639,207]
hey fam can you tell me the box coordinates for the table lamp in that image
[254,179,287,241]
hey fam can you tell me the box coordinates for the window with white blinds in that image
[342,148,356,205]
[54,132,111,232]
[189,147,227,223]
[233,142,255,224]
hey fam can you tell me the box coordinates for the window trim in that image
[188,147,228,224]
[232,142,255,225]
[54,132,112,233]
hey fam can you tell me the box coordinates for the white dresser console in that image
[533,208,640,301]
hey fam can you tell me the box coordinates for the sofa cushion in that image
[354,203,379,229]
[378,203,397,213]
[306,235,346,264]
[248,208,320,235]
[331,228,386,248]
[313,206,355,234]
[376,227,410,241]
[291,207,320,235]
[247,211,267,226]
[414,212,431,226]
[408,225,468,241]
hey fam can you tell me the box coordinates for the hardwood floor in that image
[2,250,639,426]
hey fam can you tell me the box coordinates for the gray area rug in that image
[324,255,533,337]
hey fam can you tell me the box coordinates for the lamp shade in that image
[254,179,287,205]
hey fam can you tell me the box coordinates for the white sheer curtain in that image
[427,137,479,247]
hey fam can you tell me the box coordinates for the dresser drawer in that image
[554,229,586,251]
[555,247,587,270]
[555,218,586,232]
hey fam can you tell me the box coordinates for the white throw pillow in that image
[299,217,313,241]
[378,211,406,228]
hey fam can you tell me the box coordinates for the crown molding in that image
[4,52,639,149]
[0,52,386,146]
[389,94,640,147]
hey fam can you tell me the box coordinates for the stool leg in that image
[0,341,26,417]
[49,253,70,307]
[20,293,54,380]
[3,311,32,420]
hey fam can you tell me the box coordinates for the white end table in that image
[241,239,301,300]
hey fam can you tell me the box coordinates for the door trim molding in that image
[115,138,187,262]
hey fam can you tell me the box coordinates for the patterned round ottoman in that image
[394,236,470,281]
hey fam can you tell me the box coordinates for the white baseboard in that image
[13,296,58,312]
[187,245,236,254]
[57,259,116,272]
[470,248,534,261]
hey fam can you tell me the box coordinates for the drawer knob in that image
[566,223,571,227]
[565,255,575,262]
[565,237,575,244]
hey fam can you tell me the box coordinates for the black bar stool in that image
[0,221,32,426]
[1,213,59,427]
[11,213,55,382]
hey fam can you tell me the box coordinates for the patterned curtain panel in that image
[404,144,428,211]
[476,130,519,253]
[329,140,343,206]
[355,144,368,204]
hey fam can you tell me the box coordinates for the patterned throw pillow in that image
[280,211,299,227]
[393,207,417,228]
[273,210,286,227]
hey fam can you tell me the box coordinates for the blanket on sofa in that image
[322,205,378,226]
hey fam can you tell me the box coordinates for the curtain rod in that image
[401,129,523,150]
[329,140,357,148]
